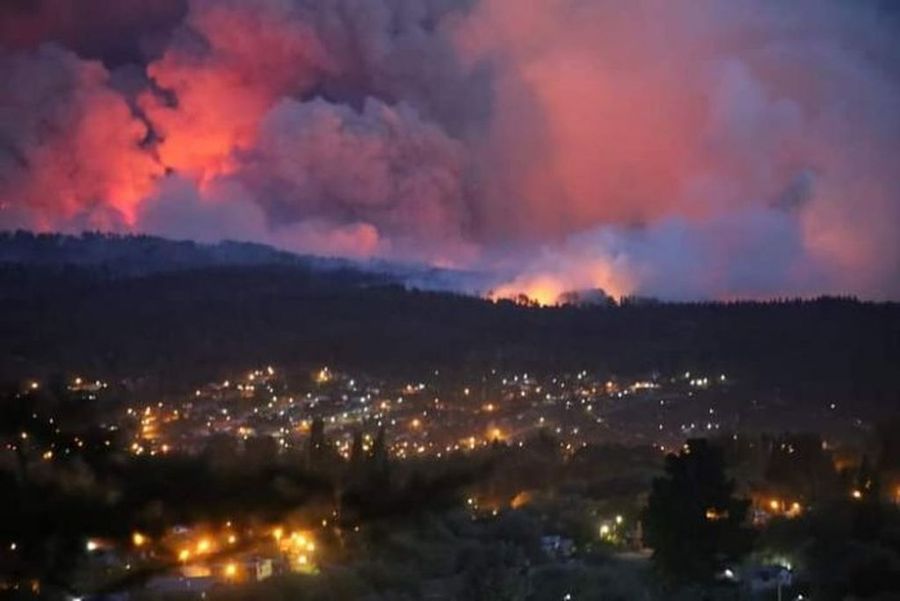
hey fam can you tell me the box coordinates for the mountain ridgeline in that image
[1,232,898,409]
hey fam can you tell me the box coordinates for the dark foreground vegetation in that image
[3,382,900,600]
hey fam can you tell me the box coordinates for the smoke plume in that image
[1,0,899,300]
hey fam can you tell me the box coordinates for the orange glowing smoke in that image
[492,276,568,306]
[0,46,162,227]
[141,0,333,184]
[71,97,162,225]
[491,258,635,306]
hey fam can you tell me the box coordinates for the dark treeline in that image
[1,259,898,409]
[0,231,352,275]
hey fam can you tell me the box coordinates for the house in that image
[745,565,793,594]
[540,535,575,560]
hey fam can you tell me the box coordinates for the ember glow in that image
[1,0,899,300]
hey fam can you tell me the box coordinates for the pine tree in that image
[349,429,364,466]
[306,416,327,467]
[641,438,754,585]
[369,424,390,481]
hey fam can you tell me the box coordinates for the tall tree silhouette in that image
[305,417,328,468]
[369,425,390,481]
[641,439,754,585]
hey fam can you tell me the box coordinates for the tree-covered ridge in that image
[0,255,898,408]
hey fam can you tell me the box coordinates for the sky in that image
[1,0,899,302]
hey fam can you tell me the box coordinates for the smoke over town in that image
[2,0,899,300]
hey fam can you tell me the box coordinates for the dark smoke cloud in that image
[243,97,475,261]
[0,44,162,228]
[137,175,386,258]
[1,0,899,300]
[0,0,187,65]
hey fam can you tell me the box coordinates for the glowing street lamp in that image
[224,563,238,579]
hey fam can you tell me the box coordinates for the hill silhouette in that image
[0,232,898,411]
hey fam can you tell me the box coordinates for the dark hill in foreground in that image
[0,231,488,292]
[0,232,898,409]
